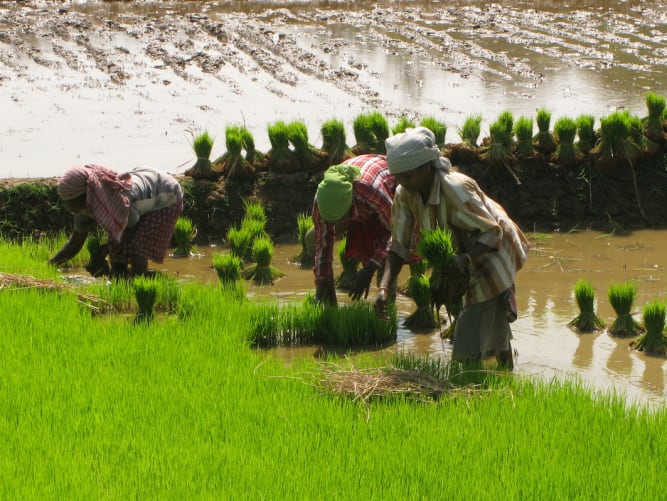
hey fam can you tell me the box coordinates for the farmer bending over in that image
[309,154,399,306]
[49,164,184,277]
[374,127,529,369]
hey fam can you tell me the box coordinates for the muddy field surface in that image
[1,0,666,178]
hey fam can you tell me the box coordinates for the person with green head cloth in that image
[310,154,398,306]
[374,127,529,370]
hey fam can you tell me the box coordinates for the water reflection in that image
[150,229,667,407]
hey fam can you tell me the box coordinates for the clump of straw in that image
[321,118,352,165]
[552,116,579,168]
[241,236,285,285]
[334,237,359,291]
[185,130,219,181]
[632,301,667,355]
[133,275,158,325]
[172,216,197,258]
[568,279,605,332]
[607,281,643,337]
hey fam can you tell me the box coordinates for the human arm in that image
[49,229,88,266]
[373,251,404,319]
[312,204,338,306]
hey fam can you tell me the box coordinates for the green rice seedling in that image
[416,227,468,325]
[594,111,640,168]
[420,116,447,147]
[267,120,295,172]
[242,199,267,227]
[369,111,390,154]
[334,237,360,291]
[217,125,250,179]
[533,107,556,156]
[607,281,643,337]
[627,113,647,152]
[288,120,323,171]
[315,301,397,347]
[644,91,666,142]
[293,212,314,268]
[321,118,352,165]
[212,252,242,284]
[496,109,514,147]
[553,116,579,167]
[240,126,264,164]
[240,217,269,245]
[576,114,596,156]
[403,274,438,332]
[392,116,416,135]
[133,275,158,324]
[458,114,482,147]
[84,232,109,277]
[185,130,218,180]
[481,120,520,183]
[352,111,389,155]
[513,116,536,159]
[227,225,254,262]
[568,279,605,332]
[632,300,667,355]
[172,216,197,258]
[241,236,285,285]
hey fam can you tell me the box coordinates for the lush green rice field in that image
[2,240,666,499]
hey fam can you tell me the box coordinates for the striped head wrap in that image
[57,164,133,243]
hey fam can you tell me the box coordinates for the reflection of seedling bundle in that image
[403,260,438,332]
[417,227,468,328]
[352,111,389,155]
[420,116,447,148]
[607,281,644,337]
[248,300,397,348]
[533,108,556,157]
[134,275,158,324]
[321,119,352,166]
[632,301,667,355]
[185,130,218,181]
[335,237,359,291]
[294,212,314,268]
[172,216,196,258]
[568,279,605,332]
[552,116,579,168]
[241,236,285,285]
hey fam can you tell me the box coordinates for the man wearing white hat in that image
[375,127,529,369]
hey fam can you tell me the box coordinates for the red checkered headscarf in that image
[57,164,133,243]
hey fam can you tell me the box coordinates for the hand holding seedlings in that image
[349,262,377,300]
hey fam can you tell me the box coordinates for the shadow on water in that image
[143,229,667,408]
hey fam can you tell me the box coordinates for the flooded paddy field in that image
[1,0,666,178]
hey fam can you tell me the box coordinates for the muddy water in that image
[152,229,667,408]
[1,1,666,178]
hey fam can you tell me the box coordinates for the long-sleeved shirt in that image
[389,163,529,304]
[313,154,395,285]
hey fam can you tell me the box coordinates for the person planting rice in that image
[49,164,184,277]
[308,154,401,306]
[374,127,529,369]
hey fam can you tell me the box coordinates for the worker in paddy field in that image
[49,164,184,278]
[374,127,529,369]
[307,154,404,307]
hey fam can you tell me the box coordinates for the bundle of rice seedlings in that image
[392,116,416,135]
[212,252,242,284]
[416,227,468,325]
[568,279,605,332]
[632,301,667,355]
[369,111,390,154]
[420,116,447,147]
[215,125,253,180]
[227,225,253,261]
[172,216,197,258]
[288,120,324,172]
[84,233,109,277]
[334,237,360,291]
[644,91,666,143]
[533,108,556,156]
[266,120,295,172]
[184,130,219,180]
[496,110,514,146]
[352,111,389,155]
[594,110,640,168]
[133,275,158,325]
[575,114,596,156]
[403,274,438,332]
[293,212,314,268]
[513,116,536,159]
[315,301,397,347]
[241,236,285,285]
[242,199,267,227]
[458,114,482,147]
[553,116,579,168]
[607,281,644,337]
[240,126,264,164]
[481,120,520,184]
[321,118,352,165]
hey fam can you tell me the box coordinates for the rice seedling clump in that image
[568,279,605,333]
